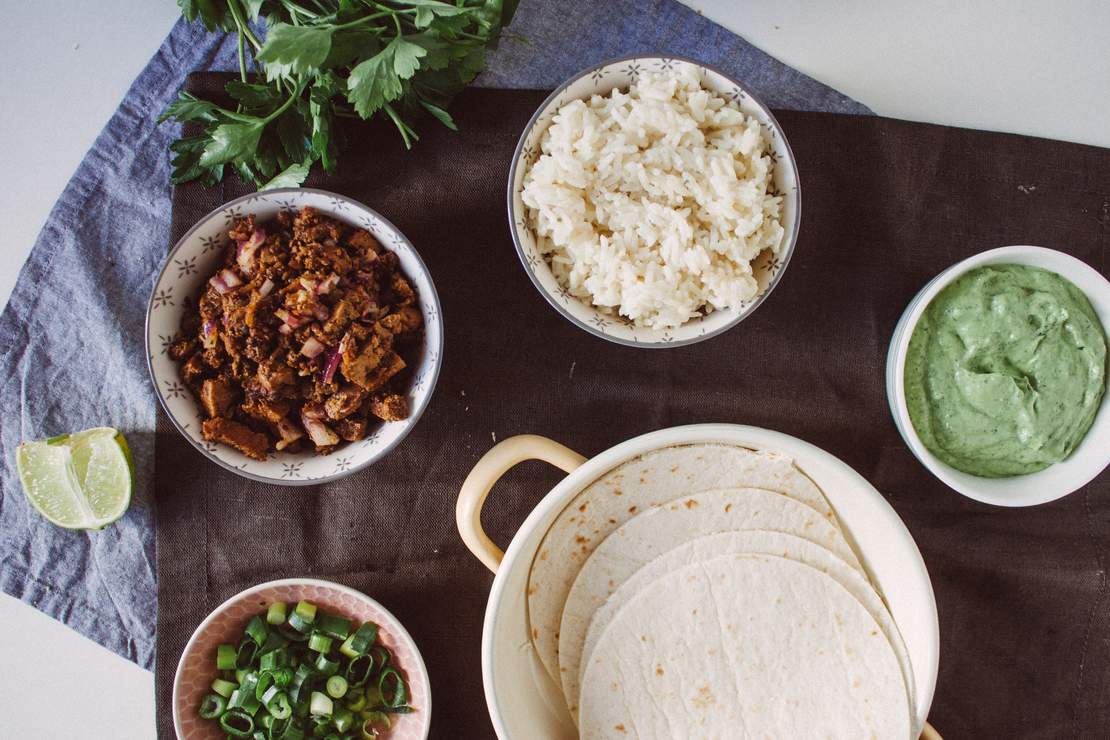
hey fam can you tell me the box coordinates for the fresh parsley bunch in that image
[162,0,518,189]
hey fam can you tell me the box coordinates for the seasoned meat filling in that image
[173,207,422,457]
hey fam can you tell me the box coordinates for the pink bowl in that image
[173,578,431,739]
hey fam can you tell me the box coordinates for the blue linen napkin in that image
[0,0,868,670]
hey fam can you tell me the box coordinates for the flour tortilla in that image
[558,489,863,715]
[579,554,911,739]
[569,531,915,723]
[528,444,838,686]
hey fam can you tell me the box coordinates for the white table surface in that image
[2,2,1108,737]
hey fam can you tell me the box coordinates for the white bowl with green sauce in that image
[887,246,1110,506]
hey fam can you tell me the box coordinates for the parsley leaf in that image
[165,0,518,188]
[199,121,267,167]
[257,23,334,77]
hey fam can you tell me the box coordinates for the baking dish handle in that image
[457,434,587,573]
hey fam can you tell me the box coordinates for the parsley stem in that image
[330,11,393,31]
[281,0,318,20]
[227,0,262,53]
[236,31,248,83]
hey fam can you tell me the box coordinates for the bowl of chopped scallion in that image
[173,578,429,739]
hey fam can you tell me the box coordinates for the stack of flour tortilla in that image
[527,444,916,738]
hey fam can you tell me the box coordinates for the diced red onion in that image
[299,276,317,291]
[275,418,304,451]
[315,273,340,296]
[321,345,342,385]
[258,277,274,297]
[275,309,304,328]
[300,337,326,358]
[236,228,266,275]
[278,323,293,335]
[208,269,241,295]
[312,303,330,321]
[302,414,339,447]
[302,403,326,421]
[200,320,218,349]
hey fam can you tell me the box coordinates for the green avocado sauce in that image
[904,264,1107,477]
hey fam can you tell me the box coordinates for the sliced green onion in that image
[361,712,390,738]
[266,601,288,625]
[228,686,261,715]
[333,707,355,733]
[254,671,274,701]
[219,708,255,737]
[245,615,269,646]
[346,622,379,655]
[235,638,258,669]
[216,643,237,670]
[277,624,309,642]
[239,671,260,702]
[377,668,407,708]
[326,675,348,699]
[317,614,352,640]
[259,648,288,671]
[289,664,314,703]
[362,685,383,708]
[294,600,316,623]
[211,677,238,698]
[270,667,294,689]
[315,653,340,676]
[345,654,374,688]
[259,629,288,654]
[262,685,293,720]
[307,633,333,653]
[346,688,367,712]
[309,691,333,716]
[198,693,226,719]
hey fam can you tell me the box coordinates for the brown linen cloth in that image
[156,75,1110,739]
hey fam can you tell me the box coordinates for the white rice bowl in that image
[521,66,785,330]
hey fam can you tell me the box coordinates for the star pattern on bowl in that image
[222,206,243,225]
[589,66,609,83]
[163,380,186,399]
[159,335,174,355]
[280,462,304,479]
[200,235,224,254]
[174,255,197,278]
[153,288,174,308]
[333,456,353,472]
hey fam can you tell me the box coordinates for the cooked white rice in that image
[521,66,785,330]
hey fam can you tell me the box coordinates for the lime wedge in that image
[16,427,133,530]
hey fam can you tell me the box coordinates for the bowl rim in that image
[171,576,432,740]
[886,245,1110,506]
[505,53,803,349]
[144,187,444,487]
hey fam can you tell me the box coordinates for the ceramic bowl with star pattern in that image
[507,55,801,348]
[145,188,443,486]
[173,578,431,740]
